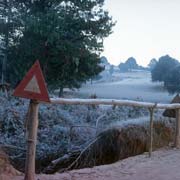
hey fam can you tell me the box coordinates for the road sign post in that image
[13,60,50,180]
[24,100,39,180]
[13,60,50,102]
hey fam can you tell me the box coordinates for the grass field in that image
[76,71,174,103]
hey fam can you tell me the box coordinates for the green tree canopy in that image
[151,55,179,82]
[148,58,157,70]
[0,0,22,83]
[1,0,115,95]
[119,57,139,72]
[164,65,180,94]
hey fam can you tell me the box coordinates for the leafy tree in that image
[119,62,128,72]
[164,65,180,94]
[0,0,22,84]
[151,55,179,82]
[119,57,139,72]
[125,57,138,70]
[109,65,114,75]
[6,0,115,95]
[148,58,157,70]
[100,56,108,64]
[0,0,12,84]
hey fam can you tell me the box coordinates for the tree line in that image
[0,0,114,96]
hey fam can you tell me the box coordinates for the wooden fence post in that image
[24,100,39,180]
[149,107,154,157]
[175,108,180,148]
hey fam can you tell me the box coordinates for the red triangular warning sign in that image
[13,60,50,102]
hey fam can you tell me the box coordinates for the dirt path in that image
[4,148,180,180]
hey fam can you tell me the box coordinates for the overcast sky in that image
[102,0,180,66]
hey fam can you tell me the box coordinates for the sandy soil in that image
[4,148,180,180]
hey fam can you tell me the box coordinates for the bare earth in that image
[4,148,180,180]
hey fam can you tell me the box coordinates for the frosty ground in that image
[0,96,149,172]
[0,70,177,179]
[76,71,174,103]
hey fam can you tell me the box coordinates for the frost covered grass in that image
[44,112,175,173]
[0,95,149,172]
[76,71,174,103]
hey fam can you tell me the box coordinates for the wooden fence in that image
[26,98,180,180]
[49,98,180,156]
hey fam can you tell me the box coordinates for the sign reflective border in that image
[13,60,50,102]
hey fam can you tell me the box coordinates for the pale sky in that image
[102,0,180,67]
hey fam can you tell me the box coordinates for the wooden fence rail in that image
[47,98,180,156]
[50,98,180,109]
